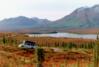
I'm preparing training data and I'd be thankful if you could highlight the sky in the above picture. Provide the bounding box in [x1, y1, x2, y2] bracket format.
[0, 0, 99, 20]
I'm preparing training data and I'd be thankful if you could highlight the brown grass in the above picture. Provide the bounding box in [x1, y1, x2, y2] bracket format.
[0, 33, 96, 67]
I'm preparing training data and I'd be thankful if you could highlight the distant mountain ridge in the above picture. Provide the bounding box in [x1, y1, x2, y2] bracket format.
[1, 5, 99, 33]
[0, 16, 51, 31]
[50, 5, 99, 29]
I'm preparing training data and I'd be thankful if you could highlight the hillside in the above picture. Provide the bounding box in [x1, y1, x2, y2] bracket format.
[0, 16, 50, 32]
[49, 5, 99, 29]
[1, 5, 99, 33]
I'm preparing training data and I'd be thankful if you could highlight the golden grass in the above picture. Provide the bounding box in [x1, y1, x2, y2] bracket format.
[0, 33, 96, 67]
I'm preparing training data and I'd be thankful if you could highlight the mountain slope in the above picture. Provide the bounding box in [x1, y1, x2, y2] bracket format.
[49, 5, 99, 29]
[1, 5, 99, 32]
[0, 16, 50, 31]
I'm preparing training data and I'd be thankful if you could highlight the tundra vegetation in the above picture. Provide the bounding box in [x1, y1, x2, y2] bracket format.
[0, 33, 98, 67]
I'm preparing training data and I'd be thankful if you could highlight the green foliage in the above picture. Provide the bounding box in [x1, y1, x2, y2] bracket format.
[36, 48, 45, 67]
[37, 48, 45, 62]
[2, 36, 7, 44]
[94, 40, 99, 67]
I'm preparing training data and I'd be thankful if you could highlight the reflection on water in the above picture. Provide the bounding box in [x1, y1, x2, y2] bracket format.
[28, 32, 97, 39]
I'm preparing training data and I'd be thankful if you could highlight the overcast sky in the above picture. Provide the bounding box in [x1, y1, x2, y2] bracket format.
[0, 0, 99, 20]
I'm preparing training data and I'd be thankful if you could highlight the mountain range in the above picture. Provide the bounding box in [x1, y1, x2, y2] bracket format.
[1, 5, 99, 33]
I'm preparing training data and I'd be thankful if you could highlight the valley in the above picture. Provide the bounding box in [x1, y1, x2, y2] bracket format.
[0, 33, 97, 67]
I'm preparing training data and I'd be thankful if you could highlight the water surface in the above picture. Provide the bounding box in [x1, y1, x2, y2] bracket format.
[28, 32, 97, 39]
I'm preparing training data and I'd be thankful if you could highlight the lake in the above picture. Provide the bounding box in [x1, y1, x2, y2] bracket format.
[27, 32, 98, 39]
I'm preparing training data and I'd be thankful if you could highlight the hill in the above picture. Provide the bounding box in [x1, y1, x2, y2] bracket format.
[1, 5, 99, 33]
[49, 5, 99, 29]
